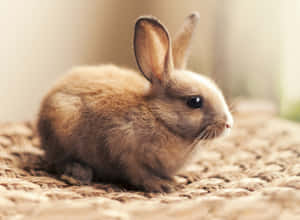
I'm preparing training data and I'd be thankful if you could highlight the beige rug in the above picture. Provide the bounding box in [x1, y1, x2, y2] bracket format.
[0, 101, 299, 219]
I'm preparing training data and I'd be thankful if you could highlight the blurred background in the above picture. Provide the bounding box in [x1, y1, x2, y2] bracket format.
[0, 0, 299, 121]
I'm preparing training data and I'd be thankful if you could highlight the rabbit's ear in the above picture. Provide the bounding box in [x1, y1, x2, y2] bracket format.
[134, 17, 173, 84]
[172, 12, 200, 69]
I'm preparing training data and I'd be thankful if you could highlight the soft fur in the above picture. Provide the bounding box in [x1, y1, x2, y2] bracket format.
[37, 12, 233, 192]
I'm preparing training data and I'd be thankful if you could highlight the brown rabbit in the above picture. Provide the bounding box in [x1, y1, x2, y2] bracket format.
[37, 12, 233, 192]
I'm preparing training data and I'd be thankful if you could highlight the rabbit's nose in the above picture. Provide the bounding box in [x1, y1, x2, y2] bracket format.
[223, 110, 234, 129]
[225, 123, 231, 129]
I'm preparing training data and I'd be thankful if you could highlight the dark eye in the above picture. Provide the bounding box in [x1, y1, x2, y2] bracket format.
[186, 96, 203, 108]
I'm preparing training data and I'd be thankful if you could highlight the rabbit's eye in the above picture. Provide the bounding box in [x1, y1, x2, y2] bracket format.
[186, 96, 203, 108]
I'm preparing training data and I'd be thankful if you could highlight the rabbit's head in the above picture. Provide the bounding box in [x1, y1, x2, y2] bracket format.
[134, 12, 233, 140]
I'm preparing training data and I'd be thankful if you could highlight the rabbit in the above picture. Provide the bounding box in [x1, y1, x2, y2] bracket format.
[37, 12, 233, 192]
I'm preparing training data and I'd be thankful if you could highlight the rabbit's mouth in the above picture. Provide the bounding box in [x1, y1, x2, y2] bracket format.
[197, 121, 229, 140]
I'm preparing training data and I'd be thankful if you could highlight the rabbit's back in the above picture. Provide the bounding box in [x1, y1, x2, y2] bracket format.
[41, 65, 151, 127]
[38, 65, 152, 169]
[54, 65, 150, 97]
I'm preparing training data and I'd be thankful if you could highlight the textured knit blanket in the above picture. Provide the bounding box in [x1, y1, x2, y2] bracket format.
[0, 101, 299, 219]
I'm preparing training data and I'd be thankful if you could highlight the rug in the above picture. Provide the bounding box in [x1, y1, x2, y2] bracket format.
[0, 101, 299, 219]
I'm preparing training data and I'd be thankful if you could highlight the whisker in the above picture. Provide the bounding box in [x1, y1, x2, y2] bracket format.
[198, 130, 206, 140]
[192, 129, 207, 147]
[199, 130, 209, 141]
[203, 131, 210, 140]
[199, 131, 208, 141]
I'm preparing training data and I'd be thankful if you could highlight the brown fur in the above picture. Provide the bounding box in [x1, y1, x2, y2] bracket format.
[172, 12, 200, 69]
[37, 13, 233, 192]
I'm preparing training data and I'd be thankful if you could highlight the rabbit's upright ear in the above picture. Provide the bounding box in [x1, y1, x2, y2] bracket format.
[172, 12, 200, 69]
[134, 17, 173, 84]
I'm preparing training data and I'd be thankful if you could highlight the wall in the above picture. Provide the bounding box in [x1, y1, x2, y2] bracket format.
[0, 0, 217, 121]
[214, 0, 281, 100]
[1, 1, 294, 121]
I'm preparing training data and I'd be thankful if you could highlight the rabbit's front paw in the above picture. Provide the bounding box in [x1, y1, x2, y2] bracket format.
[142, 178, 175, 193]
[61, 162, 93, 185]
